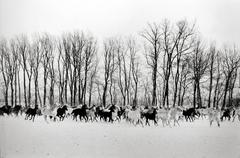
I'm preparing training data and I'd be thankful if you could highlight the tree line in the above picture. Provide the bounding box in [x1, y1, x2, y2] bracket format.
[1, 19, 240, 109]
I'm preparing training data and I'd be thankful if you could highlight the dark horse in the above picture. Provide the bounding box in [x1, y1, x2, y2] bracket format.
[56, 105, 68, 121]
[220, 108, 232, 121]
[0, 105, 12, 115]
[183, 108, 199, 122]
[71, 104, 88, 122]
[99, 104, 117, 123]
[142, 107, 158, 126]
[25, 105, 39, 122]
[12, 105, 22, 116]
[94, 104, 116, 122]
[117, 106, 126, 121]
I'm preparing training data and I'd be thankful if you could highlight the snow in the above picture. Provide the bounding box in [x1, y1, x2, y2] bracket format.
[0, 116, 240, 158]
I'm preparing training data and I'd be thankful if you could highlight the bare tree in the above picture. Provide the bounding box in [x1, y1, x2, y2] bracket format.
[175, 55, 192, 107]
[171, 20, 195, 107]
[82, 35, 97, 104]
[189, 40, 209, 108]
[212, 52, 222, 109]
[102, 39, 116, 107]
[8, 40, 19, 107]
[116, 38, 132, 106]
[48, 55, 56, 106]
[10, 39, 21, 106]
[18, 36, 29, 106]
[128, 38, 140, 107]
[207, 44, 217, 108]
[41, 34, 53, 106]
[0, 39, 10, 106]
[26, 45, 35, 105]
[141, 23, 161, 107]
[57, 38, 66, 105]
[221, 47, 240, 109]
[88, 59, 98, 106]
[32, 37, 43, 106]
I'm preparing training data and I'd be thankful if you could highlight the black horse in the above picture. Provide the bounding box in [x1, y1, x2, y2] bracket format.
[221, 109, 232, 121]
[12, 105, 22, 116]
[71, 104, 88, 122]
[183, 108, 199, 122]
[25, 105, 39, 122]
[117, 107, 126, 121]
[142, 108, 158, 126]
[56, 105, 68, 121]
[0, 105, 12, 115]
[0, 110, 4, 116]
[97, 104, 117, 122]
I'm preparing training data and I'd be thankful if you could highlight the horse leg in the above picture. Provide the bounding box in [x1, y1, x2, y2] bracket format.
[217, 120, 220, 127]
[147, 119, 150, 126]
[175, 119, 180, 126]
[210, 120, 213, 126]
[162, 120, 165, 127]
[154, 119, 158, 126]
[232, 115, 236, 122]
[44, 115, 49, 123]
[85, 116, 88, 122]
[140, 120, 144, 127]
[29, 115, 33, 120]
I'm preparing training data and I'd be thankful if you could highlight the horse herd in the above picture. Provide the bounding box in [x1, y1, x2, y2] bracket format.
[0, 104, 240, 127]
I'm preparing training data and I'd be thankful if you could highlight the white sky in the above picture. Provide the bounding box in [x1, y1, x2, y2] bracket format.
[0, 0, 240, 45]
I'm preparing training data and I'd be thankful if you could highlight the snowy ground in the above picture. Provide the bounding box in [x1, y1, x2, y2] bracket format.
[0, 115, 240, 158]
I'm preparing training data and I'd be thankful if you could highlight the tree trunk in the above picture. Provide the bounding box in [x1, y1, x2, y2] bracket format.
[14, 70, 17, 106]
[28, 78, 31, 105]
[34, 75, 38, 106]
[102, 82, 108, 107]
[5, 86, 9, 106]
[173, 59, 180, 107]
[213, 75, 220, 108]
[152, 63, 157, 107]
[222, 77, 230, 110]
[23, 70, 27, 107]
[43, 70, 47, 106]
[193, 81, 196, 108]
[10, 81, 14, 107]
[197, 81, 202, 108]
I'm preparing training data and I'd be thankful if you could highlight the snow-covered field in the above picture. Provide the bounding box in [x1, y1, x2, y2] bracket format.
[0, 116, 240, 158]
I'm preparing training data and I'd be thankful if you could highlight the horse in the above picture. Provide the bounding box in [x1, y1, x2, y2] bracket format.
[86, 105, 98, 122]
[0, 105, 12, 115]
[71, 104, 88, 122]
[125, 107, 143, 126]
[207, 108, 221, 127]
[117, 106, 126, 121]
[168, 107, 184, 127]
[232, 107, 240, 122]
[97, 104, 117, 123]
[183, 107, 199, 122]
[56, 105, 68, 121]
[40, 106, 58, 123]
[220, 108, 232, 121]
[25, 105, 39, 122]
[142, 107, 158, 126]
[196, 108, 209, 119]
[11, 105, 22, 116]
[156, 108, 170, 127]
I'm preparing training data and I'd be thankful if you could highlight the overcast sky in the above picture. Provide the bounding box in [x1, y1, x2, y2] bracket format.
[0, 0, 240, 45]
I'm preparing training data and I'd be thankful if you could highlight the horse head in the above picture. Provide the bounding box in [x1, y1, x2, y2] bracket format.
[62, 105, 68, 111]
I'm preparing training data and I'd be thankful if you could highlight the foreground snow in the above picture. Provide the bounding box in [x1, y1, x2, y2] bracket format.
[0, 116, 240, 158]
